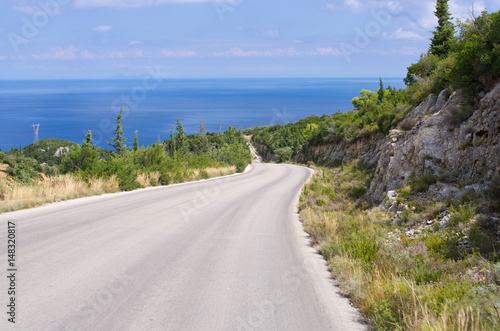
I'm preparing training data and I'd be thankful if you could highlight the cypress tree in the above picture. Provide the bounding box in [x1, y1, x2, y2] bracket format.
[133, 130, 139, 151]
[83, 130, 93, 147]
[106, 107, 129, 154]
[430, 0, 454, 57]
[377, 77, 384, 103]
[175, 120, 187, 155]
[169, 126, 176, 157]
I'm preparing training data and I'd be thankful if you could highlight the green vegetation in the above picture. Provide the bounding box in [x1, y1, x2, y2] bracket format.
[300, 162, 499, 330]
[252, 8, 500, 163]
[106, 108, 130, 154]
[430, 0, 454, 57]
[407, 10, 500, 98]
[0, 113, 251, 213]
[248, 6, 500, 330]
[249, 85, 411, 161]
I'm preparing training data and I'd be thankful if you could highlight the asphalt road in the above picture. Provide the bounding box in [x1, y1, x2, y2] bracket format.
[0, 162, 366, 331]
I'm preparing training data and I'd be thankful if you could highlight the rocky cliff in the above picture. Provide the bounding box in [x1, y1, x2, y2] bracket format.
[369, 82, 500, 199]
[294, 134, 383, 167]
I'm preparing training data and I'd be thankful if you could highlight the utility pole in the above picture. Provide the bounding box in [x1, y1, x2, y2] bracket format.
[32, 123, 40, 143]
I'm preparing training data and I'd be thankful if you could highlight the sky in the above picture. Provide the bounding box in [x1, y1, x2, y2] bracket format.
[0, 0, 498, 79]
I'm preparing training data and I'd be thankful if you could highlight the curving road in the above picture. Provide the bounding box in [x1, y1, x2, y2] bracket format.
[0, 162, 366, 331]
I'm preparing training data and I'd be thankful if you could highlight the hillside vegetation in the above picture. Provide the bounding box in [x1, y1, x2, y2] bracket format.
[0, 118, 251, 213]
[250, 6, 500, 331]
[249, 9, 500, 163]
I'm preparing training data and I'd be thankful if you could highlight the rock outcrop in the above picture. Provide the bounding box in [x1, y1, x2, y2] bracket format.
[370, 83, 500, 198]
[294, 134, 383, 167]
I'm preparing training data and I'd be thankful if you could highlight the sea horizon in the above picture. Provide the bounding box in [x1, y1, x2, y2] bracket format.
[0, 77, 405, 151]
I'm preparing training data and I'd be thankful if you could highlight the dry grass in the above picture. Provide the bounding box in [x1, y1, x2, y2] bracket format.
[0, 165, 238, 214]
[0, 175, 119, 213]
[299, 162, 500, 330]
[188, 166, 236, 181]
[136, 172, 160, 187]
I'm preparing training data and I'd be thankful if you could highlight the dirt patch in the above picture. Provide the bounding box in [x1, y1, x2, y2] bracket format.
[0, 164, 8, 180]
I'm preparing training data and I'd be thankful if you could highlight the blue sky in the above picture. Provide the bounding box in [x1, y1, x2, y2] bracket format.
[1, 0, 498, 79]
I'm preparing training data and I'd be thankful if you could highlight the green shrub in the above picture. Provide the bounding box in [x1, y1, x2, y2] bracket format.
[158, 173, 170, 186]
[411, 173, 437, 193]
[197, 170, 209, 180]
[117, 170, 142, 191]
[6, 158, 42, 185]
[315, 198, 325, 207]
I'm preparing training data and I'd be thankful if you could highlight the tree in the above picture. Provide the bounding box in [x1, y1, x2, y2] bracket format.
[106, 108, 129, 154]
[175, 120, 187, 155]
[83, 130, 93, 147]
[430, 0, 455, 57]
[197, 118, 206, 135]
[169, 126, 176, 157]
[133, 131, 139, 151]
[377, 77, 384, 103]
[451, 11, 500, 94]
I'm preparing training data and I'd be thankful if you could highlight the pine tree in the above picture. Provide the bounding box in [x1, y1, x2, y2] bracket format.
[175, 120, 187, 155]
[133, 130, 139, 151]
[377, 77, 384, 103]
[430, 0, 454, 57]
[169, 126, 176, 157]
[83, 130, 93, 147]
[106, 108, 129, 154]
[197, 118, 205, 135]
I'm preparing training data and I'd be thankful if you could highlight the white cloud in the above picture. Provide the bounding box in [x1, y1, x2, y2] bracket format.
[344, 0, 362, 12]
[210, 47, 299, 58]
[162, 48, 197, 57]
[132, 49, 145, 58]
[33, 45, 80, 60]
[32, 46, 99, 60]
[450, 0, 486, 21]
[74, 0, 225, 8]
[324, 3, 335, 11]
[371, 46, 424, 56]
[314, 47, 343, 56]
[129, 40, 143, 46]
[0, 56, 7, 61]
[81, 50, 99, 59]
[108, 51, 124, 59]
[94, 25, 112, 32]
[261, 30, 279, 38]
[387, 28, 425, 40]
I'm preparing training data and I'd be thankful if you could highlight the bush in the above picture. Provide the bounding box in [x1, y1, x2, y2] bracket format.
[445, 105, 474, 126]
[411, 173, 437, 193]
[117, 169, 142, 191]
[158, 173, 170, 186]
[400, 118, 415, 131]
[451, 11, 500, 95]
[7, 158, 42, 185]
[275, 147, 293, 163]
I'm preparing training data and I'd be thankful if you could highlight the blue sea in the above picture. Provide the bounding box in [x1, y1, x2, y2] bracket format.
[0, 78, 405, 151]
